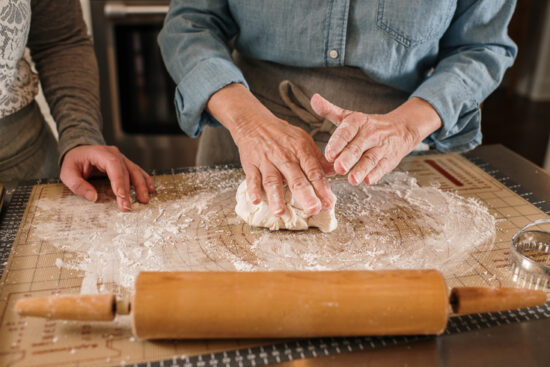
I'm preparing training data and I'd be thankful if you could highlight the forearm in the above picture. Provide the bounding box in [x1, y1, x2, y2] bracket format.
[37, 46, 104, 161]
[28, 0, 104, 164]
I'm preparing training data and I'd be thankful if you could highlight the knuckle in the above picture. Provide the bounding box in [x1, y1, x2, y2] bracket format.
[246, 177, 260, 191]
[106, 154, 121, 166]
[301, 155, 327, 182]
[106, 145, 120, 154]
[306, 167, 325, 182]
[347, 143, 363, 158]
[271, 146, 292, 164]
[378, 131, 392, 147]
[277, 160, 295, 174]
[341, 110, 354, 122]
[377, 157, 390, 171]
[262, 174, 280, 188]
[289, 176, 310, 192]
[347, 113, 363, 125]
[296, 139, 312, 154]
[70, 180, 87, 193]
[296, 129, 310, 140]
[362, 152, 378, 167]
[380, 156, 398, 172]
[336, 126, 353, 142]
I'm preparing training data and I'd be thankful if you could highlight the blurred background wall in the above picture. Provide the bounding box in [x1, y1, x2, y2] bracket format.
[481, 0, 550, 170]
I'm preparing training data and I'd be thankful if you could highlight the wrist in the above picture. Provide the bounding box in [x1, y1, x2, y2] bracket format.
[206, 83, 271, 141]
[389, 97, 442, 144]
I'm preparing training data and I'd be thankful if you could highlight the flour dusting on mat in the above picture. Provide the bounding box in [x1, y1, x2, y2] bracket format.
[28, 169, 495, 294]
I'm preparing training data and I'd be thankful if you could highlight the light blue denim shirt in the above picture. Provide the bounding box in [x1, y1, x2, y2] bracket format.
[158, 0, 517, 152]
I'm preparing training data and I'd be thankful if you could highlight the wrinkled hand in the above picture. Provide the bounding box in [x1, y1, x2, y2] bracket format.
[60, 145, 154, 211]
[310, 94, 442, 185]
[206, 83, 335, 217]
[234, 114, 336, 216]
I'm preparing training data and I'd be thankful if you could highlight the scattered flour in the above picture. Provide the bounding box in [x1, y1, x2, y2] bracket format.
[28, 169, 496, 294]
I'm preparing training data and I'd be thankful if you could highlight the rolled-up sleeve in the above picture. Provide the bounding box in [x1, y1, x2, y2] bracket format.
[410, 0, 517, 152]
[158, 0, 248, 137]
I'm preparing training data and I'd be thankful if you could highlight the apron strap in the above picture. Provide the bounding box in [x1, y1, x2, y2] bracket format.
[278, 80, 337, 139]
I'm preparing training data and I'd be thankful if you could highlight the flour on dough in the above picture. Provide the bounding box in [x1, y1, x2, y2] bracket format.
[235, 180, 337, 233]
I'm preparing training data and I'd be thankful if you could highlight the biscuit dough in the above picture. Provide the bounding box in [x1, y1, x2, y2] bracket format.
[235, 180, 337, 232]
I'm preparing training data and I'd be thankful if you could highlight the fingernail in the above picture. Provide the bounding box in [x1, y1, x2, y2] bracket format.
[340, 161, 349, 173]
[335, 163, 346, 175]
[85, 191, 97, 202]
[123, 201, 132, 211]
[274, 208, 285, 216]
[306, 202, 321, 214]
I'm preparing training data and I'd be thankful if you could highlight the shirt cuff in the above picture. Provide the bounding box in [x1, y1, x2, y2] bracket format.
[174, 57, 249, 138]
[410, 72, 482, 153]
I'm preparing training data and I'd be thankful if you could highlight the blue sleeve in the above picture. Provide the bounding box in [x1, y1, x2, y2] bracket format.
[410, 0, 517, 152]
[158, 0, 248, 137]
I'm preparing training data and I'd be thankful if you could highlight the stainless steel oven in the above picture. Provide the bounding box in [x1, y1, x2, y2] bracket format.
[90, 0, 199, 171]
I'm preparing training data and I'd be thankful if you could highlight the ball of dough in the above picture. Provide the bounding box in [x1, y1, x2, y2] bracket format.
[235, 180, 337, 233]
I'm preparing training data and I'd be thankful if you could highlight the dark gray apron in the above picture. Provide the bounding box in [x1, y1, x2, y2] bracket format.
[196, 52, 414, 166]
[0, 101, 59, 181]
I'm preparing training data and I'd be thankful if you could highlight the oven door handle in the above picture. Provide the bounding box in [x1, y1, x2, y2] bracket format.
[104, 2, 169, 18]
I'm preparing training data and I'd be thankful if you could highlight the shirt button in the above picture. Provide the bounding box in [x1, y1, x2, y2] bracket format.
[329, 49, 339, 59]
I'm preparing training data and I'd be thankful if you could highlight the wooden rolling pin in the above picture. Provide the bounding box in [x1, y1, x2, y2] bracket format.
[14, 270, 546, 339]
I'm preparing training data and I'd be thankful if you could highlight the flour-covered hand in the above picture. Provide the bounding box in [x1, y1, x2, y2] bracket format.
[207, 83, 335, 217]
[310, 94, 442, 185]
[234, 113, 335, 216]
[60, 145, 154, 211]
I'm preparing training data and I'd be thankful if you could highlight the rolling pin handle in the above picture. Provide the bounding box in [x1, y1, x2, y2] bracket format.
[450, 287, 547, 315]
[14, 294, 118, 321]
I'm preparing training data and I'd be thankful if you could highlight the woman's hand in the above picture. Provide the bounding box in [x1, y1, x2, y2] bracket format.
[60, 145, 154, 211]
[207, 83, 335, 216]
[311, 94, 442, 185]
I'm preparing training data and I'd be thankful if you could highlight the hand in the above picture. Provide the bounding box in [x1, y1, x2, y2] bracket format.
[60, 145, 154, 211]
[207, 83, 335, 216]
[310, 94, 442, 185]
[234, 115, 336, 216]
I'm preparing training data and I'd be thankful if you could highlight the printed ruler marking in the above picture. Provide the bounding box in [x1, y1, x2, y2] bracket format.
[424, 159, 464, 187]
[463, 153, 550, 214]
